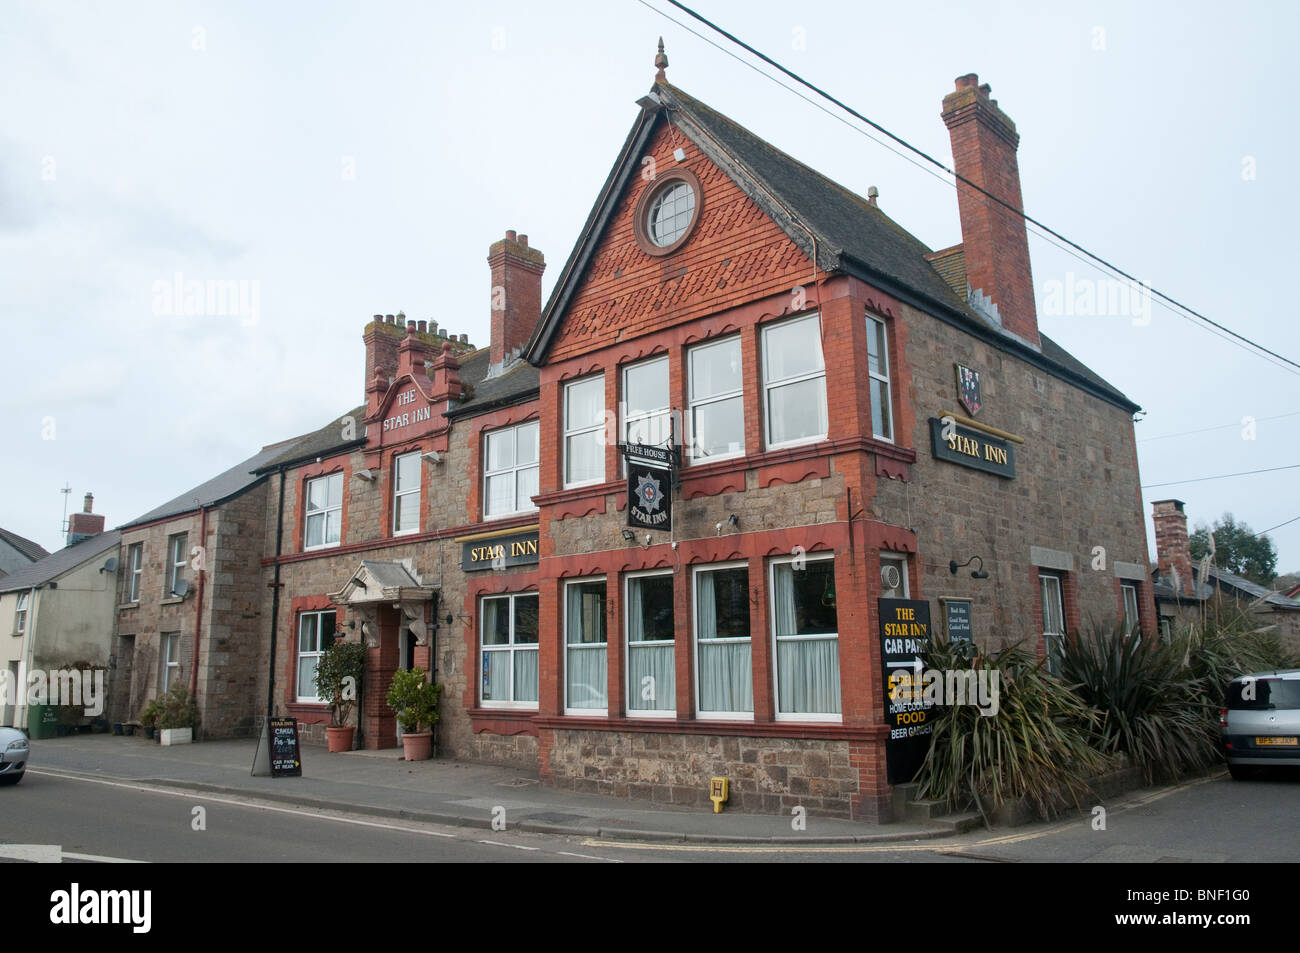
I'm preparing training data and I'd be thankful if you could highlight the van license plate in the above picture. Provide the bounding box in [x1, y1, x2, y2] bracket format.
[1255, 737, 1298, 746]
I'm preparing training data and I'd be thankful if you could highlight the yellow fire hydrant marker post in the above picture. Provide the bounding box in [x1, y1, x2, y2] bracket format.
[709, 777, 729, 813]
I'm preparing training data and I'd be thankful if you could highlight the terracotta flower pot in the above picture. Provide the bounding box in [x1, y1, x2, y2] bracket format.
[401, 731, 433, 762]
[326, 725, 355, 753]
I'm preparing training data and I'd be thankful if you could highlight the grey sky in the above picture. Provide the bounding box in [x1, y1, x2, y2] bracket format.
[4, 0, 1296, 572]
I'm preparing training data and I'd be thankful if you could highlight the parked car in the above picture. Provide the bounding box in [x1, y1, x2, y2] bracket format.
[1220, 669, 1300, 779]
[0, 726, 29, 786]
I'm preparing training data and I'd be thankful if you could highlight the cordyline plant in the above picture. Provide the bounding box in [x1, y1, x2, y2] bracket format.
[915, 636, 1110, 826]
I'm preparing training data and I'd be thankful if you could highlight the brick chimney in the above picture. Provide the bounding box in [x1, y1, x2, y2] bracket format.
[67, 492, 105, 546]
[363, 313, 401, 404]
[488, 230, 545, 367]
[941, 74, 1039, 349]
[1152, 499, 1194, 595]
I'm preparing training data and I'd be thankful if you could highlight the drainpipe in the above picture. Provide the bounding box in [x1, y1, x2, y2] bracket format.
[189, 505, 209, 707]
[429, 593, 438, 755]
[265, 466, 288, 728]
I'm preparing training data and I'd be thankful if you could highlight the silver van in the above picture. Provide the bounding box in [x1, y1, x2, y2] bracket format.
[1220, 670, 1300, 779]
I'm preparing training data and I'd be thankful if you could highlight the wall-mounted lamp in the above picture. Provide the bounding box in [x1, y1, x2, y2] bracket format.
[949, 556, 990, 579]
[621, 529, 636, 542]
[354, 469, 376, 482]
[421, 451, 442, 465]
[726, 514, 739, 528]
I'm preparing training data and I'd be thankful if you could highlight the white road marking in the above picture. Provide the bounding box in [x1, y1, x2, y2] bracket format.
[557, 851, 623, 862]
[479, 839, 540, 851]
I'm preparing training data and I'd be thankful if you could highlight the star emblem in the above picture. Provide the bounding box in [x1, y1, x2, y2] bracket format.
[635, 472, 663, 513]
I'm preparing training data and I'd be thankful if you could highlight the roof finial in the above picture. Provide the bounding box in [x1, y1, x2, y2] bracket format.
[654, 37, 668, 82]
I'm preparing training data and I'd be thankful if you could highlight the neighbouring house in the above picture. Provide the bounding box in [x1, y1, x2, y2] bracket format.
[1152, 499, 1300, 653]
[0, 494, 119, 733]
[0, 527, 49, 581]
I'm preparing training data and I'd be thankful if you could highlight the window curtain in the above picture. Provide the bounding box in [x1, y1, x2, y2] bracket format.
[513, 648, 538, 702]
[566, 584, 606, 709]
[696, 573, 752, 713]
[628, 579, 673, 711]
[774, 565, 840, 714]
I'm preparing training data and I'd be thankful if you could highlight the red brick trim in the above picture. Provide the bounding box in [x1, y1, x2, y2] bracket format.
[262, 512, 540, 567]
[284, 595, 337, 709]
[461, 570, 540, 715]
[292, 457, 351, 556]
[469, 709, 539, 736]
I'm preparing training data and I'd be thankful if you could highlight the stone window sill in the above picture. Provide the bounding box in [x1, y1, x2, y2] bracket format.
[118, 602, 140, 611]
[160, 596, 186, 606]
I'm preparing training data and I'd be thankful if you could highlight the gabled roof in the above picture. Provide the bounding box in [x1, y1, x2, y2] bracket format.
[256, 407, 367, 473]
[1205, 566, 1300, 611]
[0, 530, 121, 595]
[0, 528, 49, 562]
[120, 441, 302, 529]
[524, 80, 1138, 413]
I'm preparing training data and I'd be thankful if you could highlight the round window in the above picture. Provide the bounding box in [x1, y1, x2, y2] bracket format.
[648, 181, 696, 247]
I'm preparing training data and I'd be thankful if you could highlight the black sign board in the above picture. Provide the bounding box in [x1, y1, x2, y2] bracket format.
[269, 717, 302, 777]
[627, 459, 672, 532]
[945, 599, 972, 643]
[621, 443, 675, 468]
[928, 417, 1016, 479]
[461, 531, 540, 572]
[879, 598, 934, 784]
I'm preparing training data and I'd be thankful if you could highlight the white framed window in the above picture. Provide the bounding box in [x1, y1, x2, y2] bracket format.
[625, 570, 675, 716]
[305, 472, 343, 550]
[564, 376, 606, 488]
[771, 554, 841, 720]
[622, 358, 671, 474]
[159, 632, 180, 693]
[564, 577, 607, 714]
[484, 421, 540, 519]
[880, 554, 909, 599]
[167, 532, 188, 596]
[687, 336, 744, 461]
[296, 610, 337, 702]
[647, 180, 696, 247]
[1122, 583, 1140, 639]
[126, 543, 143, 603]
[762, 313, 828, 449]
[694, 563, 753, 719]
[393, 452, 421, 535]
[480, 593, 539, 707]
[14, 591, 30, 635]
[867, 314, 893, 442]
[1040, 572, 1066, 676]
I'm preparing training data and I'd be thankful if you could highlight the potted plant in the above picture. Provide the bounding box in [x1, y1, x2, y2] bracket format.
[140, 698, 160, 740]
[157, 683, 200, 745]
[385, 667, 441, 761]
[314, 639, 366, 753]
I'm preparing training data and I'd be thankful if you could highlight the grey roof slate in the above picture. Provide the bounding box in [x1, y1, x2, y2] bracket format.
[359, 560, 423, 589]
[447, 352, 539, 417]
[257, 407, 366, 472]
[1206, 566, 1300, 610]
[0, 528, 50, 562]
[525, 81, 1137, 413]
[0, 530, 121, 594]
[120, 442, 300, 529]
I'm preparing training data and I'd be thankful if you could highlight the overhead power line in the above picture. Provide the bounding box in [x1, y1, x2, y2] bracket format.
[641, 0, 1300, 377]
[1255, 515, 1300, 536]
[1138, 410, 1300, 443]
[1141, 463, 1300, 489]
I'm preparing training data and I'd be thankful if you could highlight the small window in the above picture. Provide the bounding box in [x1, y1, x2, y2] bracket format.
[564, 578, 607, 713]
[167, 533, 188, 596]
[622, 358, 671, 474]
[687, 336, 744, 461]
[126, 543, 143, 603]
[763, 314, 828, 449]
[1121, 583, 1140, 639]
[648, 180, 696, 247]
[1040, 572, 1066, 675]
[626, 572, 675, 715]
[564, 377, 606, 488]
[296, 610, 337, 702]
[694, 564, 753, 718]
[14, 591, 30, 635]
[480, 593, 539, 706]
[393, 452, 421, 535]
[867, 315, 893, 442]
[159, 632, 180, 693]
[305, 472, 343, 549]
[484, 421, 540, 519]
[771, 555, 841, 719]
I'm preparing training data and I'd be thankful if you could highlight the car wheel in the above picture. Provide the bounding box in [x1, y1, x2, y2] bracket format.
[0, 772, 22, 786]
[1227, 763, 1253, 781]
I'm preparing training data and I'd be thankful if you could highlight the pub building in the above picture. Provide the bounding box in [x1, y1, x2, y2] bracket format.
[258, 52, 1155, 822]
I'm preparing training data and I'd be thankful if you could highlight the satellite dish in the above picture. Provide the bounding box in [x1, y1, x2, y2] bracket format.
[881, 564, 901, 592]
[101, 556, 118, 574]
[173, 578, 191, 598]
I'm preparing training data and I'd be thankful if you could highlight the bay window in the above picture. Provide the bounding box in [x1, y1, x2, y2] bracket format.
[564, 376, 606, 487]
[564, 578, 607, 713]
[305, 472, 343, 550]
[694, 564, 753, 718]
[771, 554, 841, 719]
[480, 593, 539, 706]
[687, 336, 744, 461]
[625, 571, 674, 715]
[763, 313, 827, 448]
[484, 420, 539, 519]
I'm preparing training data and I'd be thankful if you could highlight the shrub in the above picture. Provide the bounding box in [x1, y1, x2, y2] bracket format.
[916, 637, 1110, 824]
[314, 640, 366, 727]
[156, 683, 200, 731]
[140, 697, 160, 728]
[385, 668, 441, 734]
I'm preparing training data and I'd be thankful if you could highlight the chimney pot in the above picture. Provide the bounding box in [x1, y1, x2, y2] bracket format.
[956, 73, 979, 89]
[867, 186, 879, 207]
[83, 492, 93, 513]
[506, 229, 517, 242]
[519, 234, 528, 247]
[417, 320, 427, 333]
[429, 320, 438, 335]
[460, 333, 469, 344]
[1152, 499, 1194, 596]
[385, 314, 395, 324]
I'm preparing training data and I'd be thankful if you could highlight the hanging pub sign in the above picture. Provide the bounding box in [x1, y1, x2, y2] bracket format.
[955, 363, 982, 415]
[623, 443, 674, 532]
[878, 598, 935, 785]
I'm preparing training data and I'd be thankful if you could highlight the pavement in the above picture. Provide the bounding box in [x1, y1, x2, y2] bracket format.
[27, 733, 949, 845]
